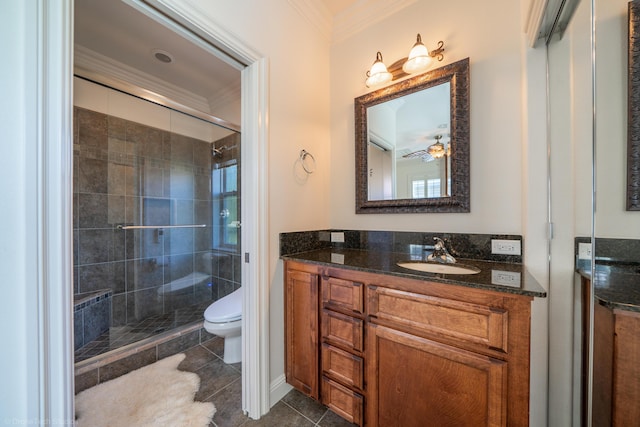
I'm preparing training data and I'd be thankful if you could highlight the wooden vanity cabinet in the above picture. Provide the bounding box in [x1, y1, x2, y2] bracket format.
[284, 260, 534, 426]
[284, 264, 320, 399]
[366, 284, 516, 427]
[581, 277, 640, 426]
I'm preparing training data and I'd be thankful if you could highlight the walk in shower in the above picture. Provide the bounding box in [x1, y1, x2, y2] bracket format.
[73, 78, 241, 363]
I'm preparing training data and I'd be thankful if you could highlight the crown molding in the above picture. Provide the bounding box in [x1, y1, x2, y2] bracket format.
[525, 0, 547, 48]
[287, 0, 333, 41]
[74, 44, 212, 114]
[332, 0, 418, 44]
[288, 0, 417, 45]
[208, 80, 241, 113]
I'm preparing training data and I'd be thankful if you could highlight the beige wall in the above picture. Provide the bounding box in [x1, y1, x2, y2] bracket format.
[172, 0, 333, 393]
[330, 0, 525, 233]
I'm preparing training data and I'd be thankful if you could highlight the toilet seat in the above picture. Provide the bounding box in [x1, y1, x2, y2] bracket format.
[204, 287, 242, 323]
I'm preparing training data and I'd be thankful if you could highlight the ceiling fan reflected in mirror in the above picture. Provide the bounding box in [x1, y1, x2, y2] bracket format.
[402, 134, 450, 162]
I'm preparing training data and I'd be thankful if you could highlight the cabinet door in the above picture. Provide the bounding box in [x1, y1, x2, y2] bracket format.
[367, 323, 507, 427]
[612, 311, 640, 426]
[285, 268, 320, 399]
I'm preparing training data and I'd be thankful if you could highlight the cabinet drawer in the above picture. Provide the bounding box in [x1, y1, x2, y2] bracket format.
[322, 343, 364, 390]
[322, 277, 364, 314]
[321, 377, 364, 426]
[368, 286, 508, 352]
[322, 309, 364, 353]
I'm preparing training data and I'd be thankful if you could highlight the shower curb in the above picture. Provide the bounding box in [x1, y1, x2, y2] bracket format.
[74, 322, 215, 394]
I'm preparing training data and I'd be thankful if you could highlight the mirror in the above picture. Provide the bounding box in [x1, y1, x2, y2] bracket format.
[629, 0, 640, 211]
[355, 57, 470, 214]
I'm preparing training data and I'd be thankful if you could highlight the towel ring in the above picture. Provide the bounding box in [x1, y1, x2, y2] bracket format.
[300, 149, 316, 174]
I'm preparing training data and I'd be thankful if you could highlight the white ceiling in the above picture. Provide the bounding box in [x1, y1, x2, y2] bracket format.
[322, 0, 359, 15]
[73, 0, 382, 125]
[74, 0, 242, 124]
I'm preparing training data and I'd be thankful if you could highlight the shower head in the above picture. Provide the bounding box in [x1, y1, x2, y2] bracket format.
[211, 144, 238, 158]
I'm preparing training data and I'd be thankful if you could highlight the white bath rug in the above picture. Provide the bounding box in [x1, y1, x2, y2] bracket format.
[75, 353, 215, 427]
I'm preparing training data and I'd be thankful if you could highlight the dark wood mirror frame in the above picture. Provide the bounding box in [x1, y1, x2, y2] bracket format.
[354, 57, 470, 214]
[628, 1, 640, 210]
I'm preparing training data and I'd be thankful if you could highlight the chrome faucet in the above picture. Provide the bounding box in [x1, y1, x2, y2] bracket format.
[427, 237, 457, 264]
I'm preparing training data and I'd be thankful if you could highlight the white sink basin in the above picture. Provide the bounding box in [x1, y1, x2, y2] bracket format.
[397, 262, 481, 275]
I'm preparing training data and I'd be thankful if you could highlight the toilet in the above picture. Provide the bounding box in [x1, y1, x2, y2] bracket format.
[203, 287, 242, 364]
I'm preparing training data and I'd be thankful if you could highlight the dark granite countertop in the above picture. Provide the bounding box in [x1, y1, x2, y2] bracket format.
[577, 263, 640, 313]
[282, 248, 547, 298]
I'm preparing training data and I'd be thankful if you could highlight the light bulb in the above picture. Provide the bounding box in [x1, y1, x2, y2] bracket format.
[365, 52, 392, 88]
[402, 34, 432, 74]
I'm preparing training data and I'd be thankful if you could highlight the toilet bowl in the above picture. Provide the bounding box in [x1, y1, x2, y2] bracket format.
[203, 287, 242, 364]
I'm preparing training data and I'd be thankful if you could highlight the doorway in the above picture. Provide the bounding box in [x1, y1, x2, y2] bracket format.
[72, 0, 270, 419]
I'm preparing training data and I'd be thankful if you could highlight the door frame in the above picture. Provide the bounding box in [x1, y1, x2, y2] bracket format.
[37, 0, 270, 421]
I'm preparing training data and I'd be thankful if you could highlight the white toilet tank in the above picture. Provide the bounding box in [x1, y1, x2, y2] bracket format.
[204, 287, 242, 323]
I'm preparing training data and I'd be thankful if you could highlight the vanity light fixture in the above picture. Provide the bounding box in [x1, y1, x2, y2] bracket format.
[403, 34, 442, 74]
[365, 34, 445, 88]
[365, 52, 393, 88]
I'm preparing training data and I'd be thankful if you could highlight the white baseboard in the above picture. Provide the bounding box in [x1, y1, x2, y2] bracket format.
[270, 374, 293, 407]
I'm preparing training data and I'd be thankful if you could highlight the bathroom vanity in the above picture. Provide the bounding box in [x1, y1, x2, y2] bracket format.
[283, 248, 545, 427]
[578, 265, 640, 426]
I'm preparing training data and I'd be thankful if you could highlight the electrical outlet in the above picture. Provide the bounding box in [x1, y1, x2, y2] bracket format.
[491, 239, 521, 255]
[331, 232, 345, 243]
[331, 253, 345, 264]
[319, 231, 331, 242]
[491, 270, 521, 287]
[578, 242, 592, 260]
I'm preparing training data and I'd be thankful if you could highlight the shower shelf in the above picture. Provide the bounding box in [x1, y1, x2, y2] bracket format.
[116, 224, 207, 230]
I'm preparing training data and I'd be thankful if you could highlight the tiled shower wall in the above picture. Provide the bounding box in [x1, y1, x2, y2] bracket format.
[73, 106, 241, 329]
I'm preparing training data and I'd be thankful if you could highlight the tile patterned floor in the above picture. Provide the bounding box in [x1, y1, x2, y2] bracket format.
[179, 338, 357, 427]
[75, 301, 210, 362]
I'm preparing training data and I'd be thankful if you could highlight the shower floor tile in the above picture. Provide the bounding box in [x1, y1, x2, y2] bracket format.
[74, 301, 210, 362]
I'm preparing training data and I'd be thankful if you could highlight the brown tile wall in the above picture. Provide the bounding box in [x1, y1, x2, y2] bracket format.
[73, 107, 240, 330]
